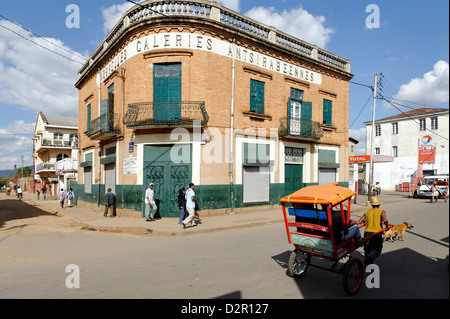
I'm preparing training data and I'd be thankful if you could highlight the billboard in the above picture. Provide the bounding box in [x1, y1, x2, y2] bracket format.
[418, 135, 435, 164]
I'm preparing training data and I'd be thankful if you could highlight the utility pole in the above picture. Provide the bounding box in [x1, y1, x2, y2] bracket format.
[368, 74, 378, 202]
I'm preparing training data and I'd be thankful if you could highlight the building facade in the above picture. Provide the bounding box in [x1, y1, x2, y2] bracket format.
[75, 0, 353, 217]
[33, 112, 78, 196]
[364, 108, 449, 190]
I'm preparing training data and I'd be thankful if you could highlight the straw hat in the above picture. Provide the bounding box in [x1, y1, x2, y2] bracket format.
[370, 196, 382, 206]
[149, 183, 154, 186]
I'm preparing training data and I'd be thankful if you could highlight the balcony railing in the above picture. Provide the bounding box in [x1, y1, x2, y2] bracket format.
[36, 163, 56, 172]
[86, 112, 121, 140]
[77, 0, 351, 80]
[39, 139, 78, 149]
[279, 117, 324, 140]
[123, 101, 209, 128]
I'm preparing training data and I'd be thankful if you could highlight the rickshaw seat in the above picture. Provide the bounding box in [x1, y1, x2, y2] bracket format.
[288, 208, 327, 220]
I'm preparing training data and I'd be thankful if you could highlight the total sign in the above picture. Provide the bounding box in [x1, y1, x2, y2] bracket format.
[418, 135, 435, 164]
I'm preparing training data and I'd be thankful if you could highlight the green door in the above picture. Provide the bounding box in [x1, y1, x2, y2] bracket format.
[144, 145, 191, 218]
[284, 164, 303, 196]
[153, 63, 182, 124]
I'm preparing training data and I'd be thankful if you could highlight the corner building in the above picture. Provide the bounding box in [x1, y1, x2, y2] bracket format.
[75, 0, 353, 218]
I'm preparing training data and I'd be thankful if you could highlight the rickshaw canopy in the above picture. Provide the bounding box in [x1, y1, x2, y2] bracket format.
[280, 184, 356, 206]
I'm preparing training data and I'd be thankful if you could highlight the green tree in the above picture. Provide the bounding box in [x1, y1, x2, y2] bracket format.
[14, 167, 32, 178]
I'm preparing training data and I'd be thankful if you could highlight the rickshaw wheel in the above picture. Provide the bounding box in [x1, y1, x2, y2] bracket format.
[288, 251, 310, 278]
[342, 258, 363, 296]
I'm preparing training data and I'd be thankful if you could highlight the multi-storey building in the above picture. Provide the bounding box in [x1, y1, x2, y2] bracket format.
[33, 112, 78, 196]
[364, 107, 449, 190]
[74, 0, 353, 218]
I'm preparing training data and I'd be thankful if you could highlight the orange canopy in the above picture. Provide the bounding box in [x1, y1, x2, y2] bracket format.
[280, 184, 356, 206]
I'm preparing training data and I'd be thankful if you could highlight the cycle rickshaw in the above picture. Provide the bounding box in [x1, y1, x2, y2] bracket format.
[280, 184, 390, 296]
[430, 180, 448, 203]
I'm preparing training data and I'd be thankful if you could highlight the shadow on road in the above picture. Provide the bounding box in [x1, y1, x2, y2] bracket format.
[272, 247, 449, 299]
[0, 198, 58, 230]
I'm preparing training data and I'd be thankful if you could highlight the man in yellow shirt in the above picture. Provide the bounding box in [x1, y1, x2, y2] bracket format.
[357, 197, 389, 268]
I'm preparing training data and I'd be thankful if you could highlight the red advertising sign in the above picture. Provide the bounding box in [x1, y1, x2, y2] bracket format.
[418, 135, 435, 164]
[349, 155, 371, 162]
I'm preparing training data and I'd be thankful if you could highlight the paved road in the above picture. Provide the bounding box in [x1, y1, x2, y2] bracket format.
[0, 191, 448, 300]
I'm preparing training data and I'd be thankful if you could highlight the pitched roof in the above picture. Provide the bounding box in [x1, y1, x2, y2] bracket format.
[364, 108, 449, 125]
[41, 113, 78, 128]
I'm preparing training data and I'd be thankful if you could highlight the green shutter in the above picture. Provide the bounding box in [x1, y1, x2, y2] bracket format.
[87, 104, 91, 131]
[301, 101, 312, 136]
[153, 63, 182, 122]
[250, 79, 264, 114]
[323, 99, 332, 125]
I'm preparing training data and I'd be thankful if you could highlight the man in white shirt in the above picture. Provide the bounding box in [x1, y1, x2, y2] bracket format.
[145, 183, 157, 221]
[181, 183, 196, 229]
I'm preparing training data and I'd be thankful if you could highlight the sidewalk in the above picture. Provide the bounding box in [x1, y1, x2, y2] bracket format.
[20, 192, 369, 237]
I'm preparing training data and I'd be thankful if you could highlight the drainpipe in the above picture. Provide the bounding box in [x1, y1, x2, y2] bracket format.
[97, 69, 102, 207]
[229, 38, 236, 213]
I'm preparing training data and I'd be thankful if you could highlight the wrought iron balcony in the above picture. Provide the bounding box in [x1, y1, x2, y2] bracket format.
[123, 101, 209, 129]
[279, 117, 324, 140]
[86, 112, 121, 140]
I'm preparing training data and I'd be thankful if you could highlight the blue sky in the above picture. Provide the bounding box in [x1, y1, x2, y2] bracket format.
[0, 0, 448, 170]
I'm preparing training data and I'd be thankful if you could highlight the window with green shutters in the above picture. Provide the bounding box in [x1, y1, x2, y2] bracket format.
[323, 99, 332, 125]
[87, 104, 91, 131]
[250, 79, 265, 114]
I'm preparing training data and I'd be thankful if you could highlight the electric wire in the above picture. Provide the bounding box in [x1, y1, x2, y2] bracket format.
[0, 20, 85, 65]
[0, 13, 87, 62]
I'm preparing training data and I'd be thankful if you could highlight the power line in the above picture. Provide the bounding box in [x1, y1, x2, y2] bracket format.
[125, 0, 169, 17]
[0, 21, 85, 65]
[350, 91, 373, 129]
[0, 14, 87, 61]
[379, 94, 449, 142]
[349, 80, 373, 90]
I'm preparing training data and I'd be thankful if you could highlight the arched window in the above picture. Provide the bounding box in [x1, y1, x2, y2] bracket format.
[54, 132, 63, 140]
[57, 153, 69, 161]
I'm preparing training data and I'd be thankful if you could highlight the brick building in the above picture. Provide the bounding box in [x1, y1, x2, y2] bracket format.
[74, 0, 353, 218]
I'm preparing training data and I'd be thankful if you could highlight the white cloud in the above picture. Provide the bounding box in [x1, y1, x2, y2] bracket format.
[0, 120, 35, 169]
[215, 0, 241, 12]
[102, 2, 135, 33]
[393, 60, 449, 106]
[0, 20, 85, 118]
[244, 5, 334, 49]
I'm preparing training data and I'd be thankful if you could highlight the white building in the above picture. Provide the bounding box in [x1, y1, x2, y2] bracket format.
[364, 108, 449, 190]
[33, 112, 79, 195]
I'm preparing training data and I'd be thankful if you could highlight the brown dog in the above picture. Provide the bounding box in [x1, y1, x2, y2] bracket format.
[383, 222, 414, 242]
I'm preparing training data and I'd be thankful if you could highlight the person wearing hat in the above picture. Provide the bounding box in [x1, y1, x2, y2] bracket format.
[357, 196, 389, 268]
[145, 183, 157, 221]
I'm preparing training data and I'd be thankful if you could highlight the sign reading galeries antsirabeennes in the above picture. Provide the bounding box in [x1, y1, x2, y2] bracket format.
[99, 32, 322, 85]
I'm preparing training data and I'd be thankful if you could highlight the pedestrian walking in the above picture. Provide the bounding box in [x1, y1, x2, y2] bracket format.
[104, 188, 116, 217]
[181, 183, 197, 229]
[357, 196, 389, 268]
[177, 187, 186, 226]
[41, 185, 47, 200]
[37, 189, 40, 200]
[58, 188, 66, 208]
[67, 188, 74, 207]
[145, 183, 157, 222]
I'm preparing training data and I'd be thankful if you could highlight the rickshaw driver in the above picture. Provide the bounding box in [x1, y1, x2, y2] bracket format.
[357, 197, 389, 268]
[321, 205, 362, 246]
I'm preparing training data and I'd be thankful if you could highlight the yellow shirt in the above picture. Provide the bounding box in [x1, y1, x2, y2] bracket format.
[364, 208, 383, 232]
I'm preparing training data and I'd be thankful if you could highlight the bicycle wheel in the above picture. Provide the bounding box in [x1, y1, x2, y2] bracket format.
[288, 251, 310, 278]
[342, 258, 363, 296]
